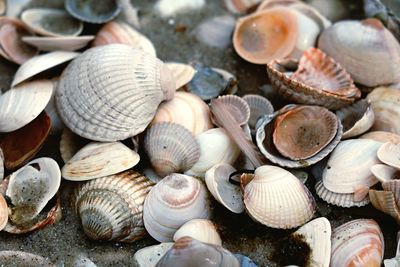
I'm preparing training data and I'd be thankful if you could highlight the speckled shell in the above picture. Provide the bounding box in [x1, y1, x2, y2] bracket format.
[62, 142, 140, 181]
[73, 170, 154, 242]
[56, 44, 175, 141]
[65, 0, 122, 24]
[0, 251, 56, 266]
[173, 219, 222, 246]
[330, 219, 384, 267]
[243, 165, 316, 229]
[143, 173, 211, 242]
[144, 122, 200, 177]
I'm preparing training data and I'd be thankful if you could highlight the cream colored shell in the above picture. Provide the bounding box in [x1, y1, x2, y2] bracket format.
[173, 219, 221, 246]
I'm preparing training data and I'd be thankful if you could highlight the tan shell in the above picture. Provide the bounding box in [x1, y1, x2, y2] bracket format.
[371, 164, 400, 183]
[12, 51, 79, 87]
[22, 36, 94, 51]
[360, 131, 400, 144]
[267, 48, 361, 110]
[165, 62, 196, 89]
[93, 21, 156, 57]
[383, 180, 400, 206]
[369, 189, 400, 224]
[242, 94, 274, 132]
[243, 165, 316, 229]
[56, 44, 175, 141]
[173, 219, 222, 246]
[143, 173, 211, 242]
[0, 194, 7, 231]
[318, 19, 400, 87]
[62, 142, 140, 181]
[144, 122, 200, 177]
[73, 170, 154, 242]
[151, 91, 212, 135]
[59, 128, 89, 163]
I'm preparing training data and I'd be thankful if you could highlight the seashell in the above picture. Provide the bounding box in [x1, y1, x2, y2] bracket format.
[0, 17, 37, 64]
[318, 19, 400, 87]
[144, 122, 200, 177]
[21, 8, 83, 37]
[156, 236, 240, 267]
[165, 62, 196, 89]
[371, 164, 400, 183]
[243, 165, 316, 229]
[62, 254, 97, 267]
[267, 47, 361, 109]
[306, 0, 348, 22]
[272, 105, 338, 160]
[322, 139, 381, 194]
[369, 189, 400, 224]
[242, 94, 274, 132]
[151, 91, 212, 135]
[212, 68, 238, 95]
[73, 170, 154, 242]
[143, 173, 211, 242]
[330, 219, 384, 267]
[0, 111, 51, 170]
[0, 251, 56, 266]
[212, 95, 250, 127]
[44, 78, 63, 134]
[195, 15, 235, 48]
[22, 36, 94, 52]
[294, 217, 331, 267]
[0, 149, 3, 181]
[361, 131, 400, 144]
[142, 167, 163, 184]
[6, 157, 61, 226]
[62, 142, 140, 181]
[56, 44, 175, 142]
[134, 243, 174, 267]
[336, 99, 375, 139]
[0, 79, 53, 132]
[256, 105, 342, 168]
[173, 219, 221, 246]
[12, 51, 79, 87]
[0, 194, 7, 231]
[382, 180, 400, 206]
[65, 0, 122, 24]
[367, 87, 400, 134]
[315, 179, 370, 208]
[59, 128, 88, 163]
[92, 22, 156, 57]
[377, 142, 400, 169]
[224, 0, 261, 14]
[185, 128, 241, 178]
[154, 0, 205, 18]
[205, 163, 244, 213]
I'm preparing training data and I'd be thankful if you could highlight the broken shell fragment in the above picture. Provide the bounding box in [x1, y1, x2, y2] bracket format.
[173, 219, 221, 246]
[22, 36, 94, 52]
[65, 0, 122, 24]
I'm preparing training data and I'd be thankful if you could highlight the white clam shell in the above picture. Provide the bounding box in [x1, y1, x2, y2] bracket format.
[173, 219, 221, 246]
[0, 79, 53, 132]
[134, 243, 174, 267]
[205, 163, 244, 213]
[22, 36, 94, 52]
[243, 165, 316, 229]
[371, 164, 400, 183]
[361, 131, 400, 144]
[143, 173, 211, 242]
[154, 0, 205, 18]
[185, 128, 241, 178]
[62, 142, 140, 181]
[165, 62, 196, 89]
[322, 139, 381, 194]
[377, 142, 400, 169]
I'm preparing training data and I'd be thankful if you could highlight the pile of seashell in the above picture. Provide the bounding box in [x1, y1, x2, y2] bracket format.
[2, 0, 400, 266]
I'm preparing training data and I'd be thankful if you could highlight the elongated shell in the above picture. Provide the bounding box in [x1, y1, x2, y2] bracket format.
[151, 91, 212, 135]
[22, 36, 94, 52]
[243, 165, 316, 229]
[322, 139, 381, 194]
[156, 237, 240, 267]
[143, 173, 211, 242]
[65, 0, 122, 24]
[62, 142, 140, 181]
[73, 170, 154, 242]
[56, 44, 175, 141]
[144, 122, 200, 177]
[173, 219, 221, 246]
[330, 219, 384, 267]
[0, 251, 55, 266]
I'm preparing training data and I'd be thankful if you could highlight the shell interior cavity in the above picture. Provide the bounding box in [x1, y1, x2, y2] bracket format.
[65, 0, 122, 24]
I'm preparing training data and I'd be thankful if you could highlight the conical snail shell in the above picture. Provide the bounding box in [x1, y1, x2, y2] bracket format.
[56, 44, 175, 141]
[73, 170, 154, 242]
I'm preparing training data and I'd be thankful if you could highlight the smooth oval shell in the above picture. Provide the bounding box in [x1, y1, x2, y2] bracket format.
[134, 243, 174, 267]
[165, 63, 196, 89]
[242, 94, 274, 132]
[360, 131, 400, 144]
[62, 142, 140, 181]
[65, 0, 122, 24]
[371, 164, 400, 183]
[243, 165, 316, 229]
[143, 173, 211, 242]
[144, 122, 200, 177]
[56, 44, 175, 142]
[21, 8, 83, 37]
[331, 219, 384, 267]
[22, 36, 94, 51]
[151, 91, 212, 135]
[377, 142, 400, 169]
[0, 251, 55, 266]
[73, 170, 154, 242]
[173, 219, 222, 246]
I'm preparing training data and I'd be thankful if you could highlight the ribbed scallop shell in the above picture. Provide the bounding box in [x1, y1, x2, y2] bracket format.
[56, 44, 175, 141]
[143, 173, 211, 242]
[173, 219, 221, 246]
[211, 95, 250, 127]
[330, 219, 384, 267]
[243, 165, 316, 229]
[73, 170, 154, 242]
[156, 237, 240, 267]
[242, 94, 274, 132]
[165, 63, 196, 89]
[22, 36, 94, 52]
[361, 131, 400, 144]
[144, 122, 200, 177]
[267, 48, 361, 110]
[62, 142, 140, 181]
[322, 139, 382, 194]
[382, 180, 400, 206]
[371, 164, 400, 183]
[369, 189, 400, 224]
[93, 22, 156, 57]
[151, 91, 212, 135]
[65, 0, 122, 24]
